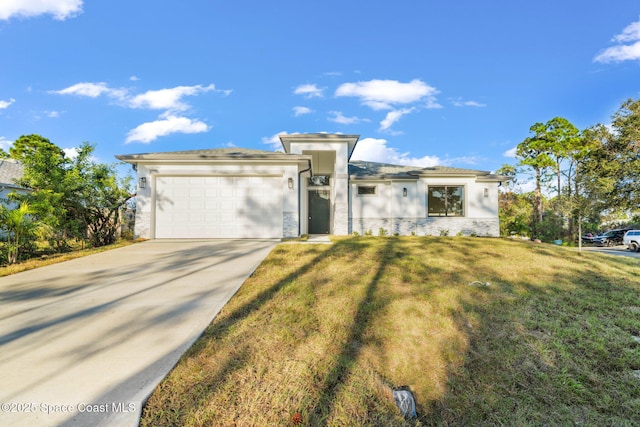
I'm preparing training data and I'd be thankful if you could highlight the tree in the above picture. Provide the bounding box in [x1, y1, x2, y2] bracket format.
[545, 117, 581, 201]
[8, 135, 133, 249]
[0, 202, 45, 264]
[67, 143, 133, 246]
[608, 98, 640, 210]
[580, 99, 640, 217]
[497, 164, 534, 237]
[516, 124, 555, 235]
[9, 135, 69, 247]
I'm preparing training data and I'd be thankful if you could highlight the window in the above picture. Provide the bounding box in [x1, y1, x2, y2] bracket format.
[428, 186, 464, 217]
[357, 185, 377, 196]
[308, 175, 330, 186]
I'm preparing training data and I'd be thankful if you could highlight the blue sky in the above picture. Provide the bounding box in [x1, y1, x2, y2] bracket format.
[0, 0, 639, 177]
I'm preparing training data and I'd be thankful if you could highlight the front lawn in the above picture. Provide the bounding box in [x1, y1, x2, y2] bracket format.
[140, 237, 640, 426]
[0, 239, 137, 277]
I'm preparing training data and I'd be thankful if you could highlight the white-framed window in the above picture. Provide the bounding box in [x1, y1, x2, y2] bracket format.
[428, 185, 465, 217]
[357, 185, 377, 196]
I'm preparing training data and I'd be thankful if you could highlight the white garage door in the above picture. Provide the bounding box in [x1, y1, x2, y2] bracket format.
[155, 176, 283, 238]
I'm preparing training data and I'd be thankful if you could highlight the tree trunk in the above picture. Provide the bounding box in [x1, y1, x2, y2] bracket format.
[535, 168, 543, 223]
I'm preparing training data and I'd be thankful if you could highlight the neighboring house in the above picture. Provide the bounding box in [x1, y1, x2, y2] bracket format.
[0, 159, 28, 204]
[116, 133, 508, 239]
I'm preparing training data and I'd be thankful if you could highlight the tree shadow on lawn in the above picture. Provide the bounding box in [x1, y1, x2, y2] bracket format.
[142, 237, 640, 426]
[142, 237, 408, 425]
[425, 245, 640, 425]
[306, 237, 397, 424]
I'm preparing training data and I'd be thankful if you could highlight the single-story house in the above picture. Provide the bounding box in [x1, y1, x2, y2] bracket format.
[0, 159, 28, 204]
[116, 133, 508, 239]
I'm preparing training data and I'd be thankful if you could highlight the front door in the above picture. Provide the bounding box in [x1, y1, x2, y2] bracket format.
[308, 190, 330, 234]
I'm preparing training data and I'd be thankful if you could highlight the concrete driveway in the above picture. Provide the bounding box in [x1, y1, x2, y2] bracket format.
[579, 244, 640, 259]
[0, 239, 276, 427]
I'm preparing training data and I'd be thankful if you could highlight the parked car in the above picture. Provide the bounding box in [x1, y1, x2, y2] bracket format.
[623, 230, 640, 252]
[591, 228, 633, 247]
[581, 233, 596, 244]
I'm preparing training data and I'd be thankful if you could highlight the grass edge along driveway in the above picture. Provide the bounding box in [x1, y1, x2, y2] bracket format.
[141, 236, 640, 426]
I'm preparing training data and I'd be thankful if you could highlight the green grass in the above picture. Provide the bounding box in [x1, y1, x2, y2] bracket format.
[140, 237, 640, 426]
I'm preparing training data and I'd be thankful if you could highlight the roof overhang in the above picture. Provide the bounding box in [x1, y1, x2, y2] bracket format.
[279, 133, 360, 159]
[409, 169, 511, 183]
[115, 152, 313, 169]
[349, 174, 419, 181]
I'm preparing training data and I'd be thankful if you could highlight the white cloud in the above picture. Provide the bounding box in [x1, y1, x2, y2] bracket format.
[50, 82, 227, 110]
[0, 0, 82, 21]
[128, 84, 217, 111]
[0, 136, 13, 151]
[50, 82, 114, 98]
[503, 147, 518, 158]
[125, 114, 210, 144]
[0, 98, 16, 109]
[51, 81, 227, 143]
[328, 111, 367, 125]
[452, 99, 487, 107]
[613, 20, 640, 43]
[594, 19, 640, 63]
[294, 84, 324, 98]
[351, 137, 442, 167]
[335, 79, 439, 110]
[293, 106, 312, 116]
[425, 97, 443, 109]
[129, 76, 140, 81]
[379, 108, 415, 131]
[261, 131, 290, 151]
[63, 147, 79, 159]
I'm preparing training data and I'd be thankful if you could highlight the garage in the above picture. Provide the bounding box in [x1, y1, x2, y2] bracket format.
[154, 176, 283, 238]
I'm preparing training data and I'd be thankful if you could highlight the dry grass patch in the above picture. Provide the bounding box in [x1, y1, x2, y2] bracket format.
[0, 239, 138, 277]
[141, 237, 640, 426]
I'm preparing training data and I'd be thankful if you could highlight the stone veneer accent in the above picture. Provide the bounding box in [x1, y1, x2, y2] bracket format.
[283, 211, 298, 238]
[350, 217, 500, 237]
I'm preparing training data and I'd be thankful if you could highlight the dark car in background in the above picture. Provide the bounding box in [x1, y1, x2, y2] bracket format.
[591, 228, 633, 247]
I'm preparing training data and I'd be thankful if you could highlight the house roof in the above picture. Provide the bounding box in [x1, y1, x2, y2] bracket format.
[115, 148, 312, 164]
[0, 159, 25, 188]
[115, 148, 509, 183]
[349, 161, 509, 182]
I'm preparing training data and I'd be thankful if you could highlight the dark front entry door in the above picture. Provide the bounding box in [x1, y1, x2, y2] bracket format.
[308, 190, 330, 234]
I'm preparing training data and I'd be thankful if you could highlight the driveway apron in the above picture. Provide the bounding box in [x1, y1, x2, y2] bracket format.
[0, 239, 276, 427]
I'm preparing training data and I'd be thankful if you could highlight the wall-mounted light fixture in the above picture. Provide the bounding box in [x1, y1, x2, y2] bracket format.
[139, 177, 147, 189]
[484, 188, 489, 198]
[288, 177, 294, 190]
[402, 187, 408, 197]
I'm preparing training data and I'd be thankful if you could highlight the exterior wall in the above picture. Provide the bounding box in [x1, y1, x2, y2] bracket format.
[133, 162, 299, 239]
[0, 187, 29, 206]
[0, 187, 30, 238]
[349, 178, 502, 237]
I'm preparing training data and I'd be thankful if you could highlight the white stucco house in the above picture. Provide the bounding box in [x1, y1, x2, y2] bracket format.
[0, 159, 28, 204]
[116, 133, 508, 239]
